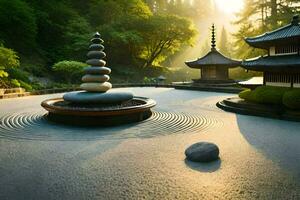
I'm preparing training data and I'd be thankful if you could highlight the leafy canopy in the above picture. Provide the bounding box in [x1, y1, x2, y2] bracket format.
[0, 46, 20, 78]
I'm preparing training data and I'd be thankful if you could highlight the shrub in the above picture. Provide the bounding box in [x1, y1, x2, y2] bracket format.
[52, 61, 86, 84]
[239, 89, 252, 101]
[283, 89, 300, 110]
[239, 86, 290, 105]
[0, 46, 20, 69]
[10, 79, 21, 87]
[19, 80, 33, 91]
[6, 67, 30, 82]
[143, 76, 156, 84]
[253, 86, 290, 105]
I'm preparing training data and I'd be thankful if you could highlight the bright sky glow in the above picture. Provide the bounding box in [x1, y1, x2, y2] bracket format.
[214, 0, 244, 14]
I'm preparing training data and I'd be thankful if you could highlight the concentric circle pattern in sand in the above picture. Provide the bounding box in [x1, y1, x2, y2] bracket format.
[0, 110, 221, 141]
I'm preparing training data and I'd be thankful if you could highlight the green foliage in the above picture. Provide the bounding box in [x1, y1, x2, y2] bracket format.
[241, 86, 300, 110]
[139, 14, 197, 68]
[63, 17, 92, 60]
[0, 69, 8, 78]
[10, 79, 21, 87]
[0, 0, 201, 87]
[283, 90, 300, 109]
[233, 0, 298, 59]
[0, 0, 37, 53]
[6, 68, 30, 83]
[0, 46, 20, 69]
[239, 89, 253, 101]
[239, 86, 291, 105]
[52, 61, 86, 84]
[218, 27, 231, 57]
[19, 80, 33, 91]
[143, 77, 156, 84]
[0, 46, 20, 80]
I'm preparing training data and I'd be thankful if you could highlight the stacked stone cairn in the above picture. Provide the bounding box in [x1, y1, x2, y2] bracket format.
[81, 32, 112, 92]
[63, 32, 133, 104]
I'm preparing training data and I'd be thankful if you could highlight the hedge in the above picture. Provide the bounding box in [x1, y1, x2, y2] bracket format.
[283, 89, 300, 109]
[239, 86, 290, 105]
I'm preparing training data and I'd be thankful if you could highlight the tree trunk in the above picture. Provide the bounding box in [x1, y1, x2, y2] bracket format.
[270, 0, 278, 27]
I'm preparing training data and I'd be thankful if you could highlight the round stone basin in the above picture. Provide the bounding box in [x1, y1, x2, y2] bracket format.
[41, 97, 156, 126]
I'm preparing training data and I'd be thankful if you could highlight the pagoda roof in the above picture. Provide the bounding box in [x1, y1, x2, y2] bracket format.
[245, 15, 300, 49]
[185, 48, 241, 69]
[242, 54, 300, 72]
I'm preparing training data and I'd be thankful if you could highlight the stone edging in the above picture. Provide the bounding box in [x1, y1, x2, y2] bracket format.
[216, 97, 300, 122]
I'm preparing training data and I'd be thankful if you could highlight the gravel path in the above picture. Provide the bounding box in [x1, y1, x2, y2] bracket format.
[0, 87, 299, 200]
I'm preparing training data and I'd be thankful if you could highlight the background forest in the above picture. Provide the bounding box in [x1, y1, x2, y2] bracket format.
[0, 0, 299, 90]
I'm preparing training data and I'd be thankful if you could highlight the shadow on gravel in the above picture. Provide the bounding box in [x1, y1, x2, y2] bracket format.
[184, 158, 221, 173]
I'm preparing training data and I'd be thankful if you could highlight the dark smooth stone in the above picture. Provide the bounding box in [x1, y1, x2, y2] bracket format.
[63, 91, 134, 104]
[86, 59, 106, 66]
[87, 51, 106, 59]
[82, 74, 110, 82]
[89, 44, 104, 51]
[84, 67, 111, 75]
[185, 142, 219, 162]
[91, 38, 104, 44]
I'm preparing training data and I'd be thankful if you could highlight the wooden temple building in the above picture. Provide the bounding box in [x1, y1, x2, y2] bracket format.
[242, 15, 300, 88]
[185, 24, 240, 84]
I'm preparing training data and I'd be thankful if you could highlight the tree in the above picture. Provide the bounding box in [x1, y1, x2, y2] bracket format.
[0, 0, 37, 53]
[233, 0, 299, 59]
[218, 27, 230, 56]
[63, 17, 92, 61]
[139, 14, 197, 68]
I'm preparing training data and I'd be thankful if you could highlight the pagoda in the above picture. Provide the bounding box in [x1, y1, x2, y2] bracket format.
[242, 15, 300, 88]
[185, 24, 240, 84]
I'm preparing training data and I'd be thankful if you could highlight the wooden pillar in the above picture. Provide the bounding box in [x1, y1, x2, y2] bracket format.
[200, 68, 202, 80]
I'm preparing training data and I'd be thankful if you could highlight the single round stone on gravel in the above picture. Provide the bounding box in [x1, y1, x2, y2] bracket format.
[185, 142, 219, 162]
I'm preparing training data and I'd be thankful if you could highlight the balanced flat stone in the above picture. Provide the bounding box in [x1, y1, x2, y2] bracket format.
[63, 91, 134, 104]
[82, 74, 110, 83]
[185, 142, 219, 162]
[91, 38, 104, 44]
[80, 82, 112, 92]
[89, 44, 104, 51]
[84, 67, 111, 75]
[87, 51, 106, 59]
[86, 59, 106, 66]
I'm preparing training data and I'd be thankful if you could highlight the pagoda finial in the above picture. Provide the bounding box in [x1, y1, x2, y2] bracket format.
[211, 24, 216, 50]
[292, 15, 299, 25]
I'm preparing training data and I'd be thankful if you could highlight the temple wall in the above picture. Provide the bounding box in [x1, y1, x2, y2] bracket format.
[200, 67, 229, 81]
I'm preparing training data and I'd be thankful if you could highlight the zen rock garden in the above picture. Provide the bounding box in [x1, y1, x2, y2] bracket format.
[1, 1, 300, 199]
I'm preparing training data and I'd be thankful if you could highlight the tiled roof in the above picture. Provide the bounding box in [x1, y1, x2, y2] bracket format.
[245, 15, 300, 49]
[242, 54, 300, 72]
[185, 49, 241, 69]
